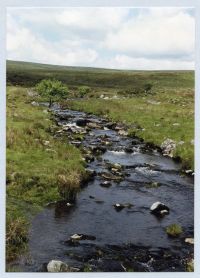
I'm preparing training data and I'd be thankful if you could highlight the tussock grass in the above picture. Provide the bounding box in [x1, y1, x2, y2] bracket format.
[6, 86, 85, 262]
[166, 224, 183, 237]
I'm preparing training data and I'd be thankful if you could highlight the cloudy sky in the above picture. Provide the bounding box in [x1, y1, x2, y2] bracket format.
[7, 7, 195, 70]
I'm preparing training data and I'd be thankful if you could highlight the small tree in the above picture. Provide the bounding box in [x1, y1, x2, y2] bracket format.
[36, 79, 69, 107]
[78, 86, 91, 98]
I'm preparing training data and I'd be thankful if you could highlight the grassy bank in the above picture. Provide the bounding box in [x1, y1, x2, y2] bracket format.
[6, 86, 86, 262]
[66, 87, 194, 170]
[6, 60, 194, 171]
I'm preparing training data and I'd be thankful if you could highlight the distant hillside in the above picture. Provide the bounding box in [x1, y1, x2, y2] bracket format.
[6, 60, 194, 90]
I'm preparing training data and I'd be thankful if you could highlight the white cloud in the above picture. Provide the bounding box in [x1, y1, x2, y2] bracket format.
[6, 7, 195, 70]
[7, 14, 98, 66]
[56, 8, 128, 30]
[106, 54, 194, 70]
[104, 8, 194, 59]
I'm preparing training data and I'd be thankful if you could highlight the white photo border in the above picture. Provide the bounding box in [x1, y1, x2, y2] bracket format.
[0, 0, 199, 277]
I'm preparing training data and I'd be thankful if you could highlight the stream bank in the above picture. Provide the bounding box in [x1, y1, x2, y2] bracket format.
[10, 106, 194, 272]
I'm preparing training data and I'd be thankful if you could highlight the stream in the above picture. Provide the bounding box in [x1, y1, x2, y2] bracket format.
[13, 107, 194, 272]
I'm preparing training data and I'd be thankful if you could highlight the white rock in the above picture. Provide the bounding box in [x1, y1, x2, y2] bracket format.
[70, 234, 82, 240]
[31, 101, 39, 106]
[161, 139, 176, 157]
[66, 202, 73, 207]
[43, 140, 50, 146]
[47, 260, 68, 272]
[150, 201, 169, 216]
[150, 201, 162, 211]
[185, 238, 194, 244]
[172, 123, 180, 126]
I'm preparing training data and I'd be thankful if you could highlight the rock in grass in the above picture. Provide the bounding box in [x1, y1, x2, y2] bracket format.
[47, 260, 69, 272]
[166, 224, 183, 237]
[161, 139, 176, 157]
[150, 201, 169, 216]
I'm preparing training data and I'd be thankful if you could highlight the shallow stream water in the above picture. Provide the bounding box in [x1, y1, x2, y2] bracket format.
[12, 108, 194, 272]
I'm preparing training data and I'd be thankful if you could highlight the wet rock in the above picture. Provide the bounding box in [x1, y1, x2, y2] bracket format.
[76, 118, 88, 127]
[161, 139, 176, 157]
[114, 203, 133, 211]
[125, 147, 133, 153]
[89, 145, 107, 155]
[47, 260, 69, 272]
[87, 122, 101, 129]
[105, 122, 116, 129]
[185, 238, 194, 244]
[84, 154, 95, 163]
[100, 172, 123, 182]
[100, 181, 112, 188]
[69, 267, 80, 272]
[70, 234, 82, 240]
[114, 203, 125, 211]
[70, 234, 96, 241]
[150, 201, 169, 216]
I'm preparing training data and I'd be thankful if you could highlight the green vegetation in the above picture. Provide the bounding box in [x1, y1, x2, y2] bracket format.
[66, 87, 194, 170]
[7, 60, 194, 170]
[6, 86, 85, 261]
[7, 60, 194, 91]
[186, 259, 194, 272]
[166, 224, 183, 237]
[36, 79, 69, 107]
[78, 86, 91, 98]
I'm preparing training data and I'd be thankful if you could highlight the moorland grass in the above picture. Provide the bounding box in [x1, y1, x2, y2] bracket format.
[6, 86, 85, 262]
[7, 60, 194, 170]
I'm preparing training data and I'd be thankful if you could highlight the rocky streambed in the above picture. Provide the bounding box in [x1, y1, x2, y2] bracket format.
[12, 107, 194, 272]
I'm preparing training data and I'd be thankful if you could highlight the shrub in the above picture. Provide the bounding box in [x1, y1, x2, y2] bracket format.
[78, 86, 91, 98]
[144, 83, 153, 93]
[166, 224, 183, 237]
[36, 79, 69, 107]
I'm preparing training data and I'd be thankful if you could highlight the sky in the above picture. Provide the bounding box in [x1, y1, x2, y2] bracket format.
[7, 7, 195, 70]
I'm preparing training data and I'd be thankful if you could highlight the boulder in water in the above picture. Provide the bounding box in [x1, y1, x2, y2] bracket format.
[76, 118, 88, 127]
[100, 181, 112, 188]
[47, 260, 69, 272]
[150, 201, 169, 216]
[185, 238, 194, 244]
